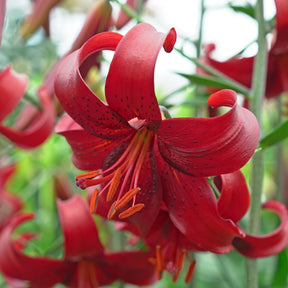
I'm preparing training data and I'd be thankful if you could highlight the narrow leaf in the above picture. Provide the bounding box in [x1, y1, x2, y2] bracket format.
[259, 120, 288, 149]
[272, 248, 288, 288]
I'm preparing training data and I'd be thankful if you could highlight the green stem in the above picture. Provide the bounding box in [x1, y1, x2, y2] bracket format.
[110, 0, 142, 23]
[196, 0, 205, 59]
[246, 0, 268, 287]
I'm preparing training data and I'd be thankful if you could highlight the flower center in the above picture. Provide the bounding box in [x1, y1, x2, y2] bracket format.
[75, 128, 154, 220]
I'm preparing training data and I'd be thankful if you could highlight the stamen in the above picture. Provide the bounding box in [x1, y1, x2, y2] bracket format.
[89, 188, 99, 213]
[155, 246, 164, 280]
[176, 249, 186, 270]
[76, 170, 100, 180]
[118, 203, 144, 219]
[185, 260, 196, 283]
[114, 187, 141, 211]
[106, 168, 121, 202]
[107, 201, 117, 220]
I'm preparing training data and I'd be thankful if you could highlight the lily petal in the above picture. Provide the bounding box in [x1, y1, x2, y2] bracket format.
[57, 194, 104, 259]
[0, 86, 55, 149]
[54, 32, 133, 140]
[272, 0, 288, 54]
[216, 170, 250, 223]
[128, 147, 163, 236]
[157, 89, 259, 176]
[56, 114, 133, 171]
[0, 66, 28, 122]
[233, 200, 288, 258]
[103, 251, 156, 285]
[0, 213, 71, 287]
[105, 23, 176, 127]
[156, 150, 244, 253]
[19, 0, 63, 39]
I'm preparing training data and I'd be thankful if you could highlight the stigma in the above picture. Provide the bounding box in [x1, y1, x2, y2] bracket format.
[75, 128, 154, 220]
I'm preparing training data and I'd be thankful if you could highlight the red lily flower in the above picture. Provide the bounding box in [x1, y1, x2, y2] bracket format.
[199, 0, 288, 98]
[54, 23, 259, 239]
[0, 194, 156, 288]
[0, 66, 55, 149]
[0, 164, 22, 233]
[118, 170, 288, 281]
[117, 208, 197, 283]
[0, 0, 5, 46]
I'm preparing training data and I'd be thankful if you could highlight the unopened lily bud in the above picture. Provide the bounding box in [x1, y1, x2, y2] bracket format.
[19, 0, 63, 39]
[70, 0, 112, 52]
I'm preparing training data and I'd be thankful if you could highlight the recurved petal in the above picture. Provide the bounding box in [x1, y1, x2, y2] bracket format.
[56, 114, 134, 171]
[105, 23, 176, 127]
[272, 0, 288, 54]
[216, 170, 250, 223]
[57, 194, 104, 260]
[157, 89, 259, 177]
[54, 32, 133, 140]
[0, 66, 28, 122]
[156, 150, 244, 253]
[0, 86, 55, 149]
[233, 200, 288, 258]
[0, 213, 71, 287]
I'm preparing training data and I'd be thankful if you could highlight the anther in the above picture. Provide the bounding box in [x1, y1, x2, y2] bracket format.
[185, 260, 196, 283]
[118, 203, 144, 219]
[90, 188, 99, 213]
[176, 249, 186, 270]
[106, 168, 121, 202]
[76, 170, 100, 180]
[114, 188, 141, 211]
[155, 246, 164, 280]
[107, 201, 117, 220]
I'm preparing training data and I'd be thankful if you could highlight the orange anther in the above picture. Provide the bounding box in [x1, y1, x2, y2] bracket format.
[176, 249, 186, 270]
[114, 188, 140, 211]
[106, 168, 121, 202]
[89, 188, 99, 213]
[76, 170, 100, 180]
[118, 203, 144, 219]
[173, 270, 181, 282]
[107, 201, 117, 220]
[155, 245, 164, 280]
[185, 260, 196, 283]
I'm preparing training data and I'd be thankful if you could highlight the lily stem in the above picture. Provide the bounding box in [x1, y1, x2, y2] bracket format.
[246, 0, 268, 287]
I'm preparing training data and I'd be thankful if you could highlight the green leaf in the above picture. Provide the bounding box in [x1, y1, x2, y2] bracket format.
[259, 120, 288, 149]
[228, 2, 255, 19]
[272, 248, 288, 288]
[178, 73, 250, 97]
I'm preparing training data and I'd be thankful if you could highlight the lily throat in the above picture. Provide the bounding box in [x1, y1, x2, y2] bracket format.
[75, 127, 154, 219]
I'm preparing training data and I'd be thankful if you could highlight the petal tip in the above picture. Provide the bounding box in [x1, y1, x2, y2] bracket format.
[163, 28, 177, 53]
